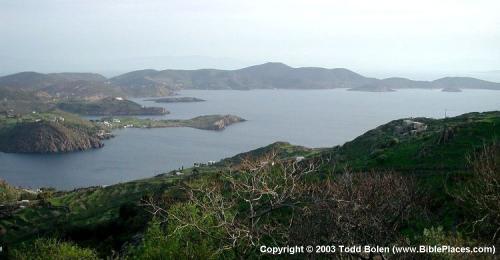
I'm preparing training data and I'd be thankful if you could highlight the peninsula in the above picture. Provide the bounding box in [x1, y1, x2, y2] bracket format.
[0, 111, 245, 153]
[99, 114, 245, 131]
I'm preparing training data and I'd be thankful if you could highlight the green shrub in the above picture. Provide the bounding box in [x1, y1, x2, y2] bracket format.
[421, 226, 468, 246]
[418, 226, 473, 259]
[453, 143, 500, 243]
[127, 208, 223, 260]
[125, 218, 171, 259]
[10, 238, 98, 260]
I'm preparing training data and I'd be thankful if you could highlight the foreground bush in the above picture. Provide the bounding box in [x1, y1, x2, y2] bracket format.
[454, 143, 500, 244]
[131, 154, 419, 259]
[10, 238, 98, 260]
[126, 213, 221, 259]
[289, 171, 418, 252]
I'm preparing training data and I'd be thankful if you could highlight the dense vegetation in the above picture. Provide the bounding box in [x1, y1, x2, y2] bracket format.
[0, 111, 498, 259]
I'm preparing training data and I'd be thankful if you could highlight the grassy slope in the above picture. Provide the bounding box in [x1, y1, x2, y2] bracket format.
[0, 166, 221, 244]
[0, 110, 95, 129]
[0, 110, 97, 142]
[331, 111, 499, 171]
[1, 111, 499, 247]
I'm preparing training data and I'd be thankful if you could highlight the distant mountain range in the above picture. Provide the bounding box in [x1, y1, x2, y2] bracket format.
[0, 72, 172, 100]
[1, 63, 499, 99]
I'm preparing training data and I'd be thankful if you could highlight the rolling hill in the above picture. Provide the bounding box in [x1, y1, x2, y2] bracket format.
[2, 63, 499, 99]
[109, 62, 500, 91]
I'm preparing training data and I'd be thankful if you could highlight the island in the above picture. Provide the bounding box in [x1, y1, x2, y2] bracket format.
[57, 97, 168, 116]
[144, 97, 206, 103]
[98, 114, 245, 131]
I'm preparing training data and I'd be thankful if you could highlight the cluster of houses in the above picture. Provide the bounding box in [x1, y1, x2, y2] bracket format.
[96, 120, 112, 127]
[168, 160, 218, 176]
[93, 118, 134, 129]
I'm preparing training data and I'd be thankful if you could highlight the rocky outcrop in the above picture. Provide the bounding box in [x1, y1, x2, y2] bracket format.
[210, 115, 245, 130]
[0, 121, 104, 153]
[187, 115, 246, 130]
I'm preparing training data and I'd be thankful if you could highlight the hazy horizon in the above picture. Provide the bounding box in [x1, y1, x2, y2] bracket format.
[1, 0, 499, 81]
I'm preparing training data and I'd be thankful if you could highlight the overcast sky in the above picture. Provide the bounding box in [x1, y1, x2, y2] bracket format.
[1, 0, 499, 80]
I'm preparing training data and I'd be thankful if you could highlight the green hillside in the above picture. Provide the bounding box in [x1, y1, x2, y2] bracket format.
[331, 111, 500, 171]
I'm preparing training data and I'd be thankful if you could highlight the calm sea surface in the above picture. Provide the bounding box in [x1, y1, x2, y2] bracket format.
[1, 89, 499, 189]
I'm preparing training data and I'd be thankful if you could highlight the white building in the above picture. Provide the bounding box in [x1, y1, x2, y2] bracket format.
[207, 160, 216, 165]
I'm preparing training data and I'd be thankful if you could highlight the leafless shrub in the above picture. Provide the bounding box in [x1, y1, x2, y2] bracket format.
[289, 171, 417, 259]
[455, 143, 500, 244]
[140, 152, 417, 259]
[141, 152, 321, 257]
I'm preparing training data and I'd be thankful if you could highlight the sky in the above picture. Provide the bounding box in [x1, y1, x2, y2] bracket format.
[1, 0, 499, 80]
